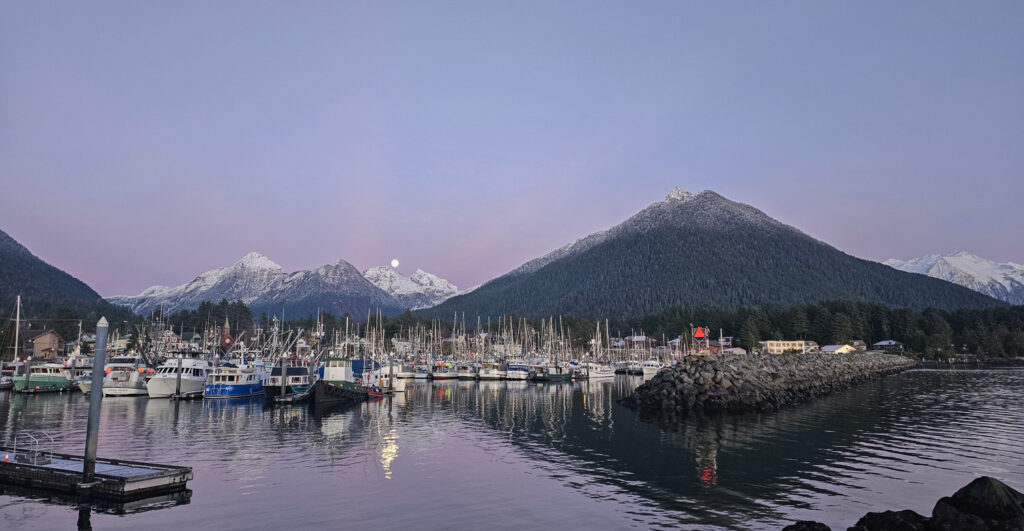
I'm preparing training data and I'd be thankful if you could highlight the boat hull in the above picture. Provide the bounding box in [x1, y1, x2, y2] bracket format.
[203, 383, 264, 399]
[147, 376, 206, 398]
[14, 375, 72, 393]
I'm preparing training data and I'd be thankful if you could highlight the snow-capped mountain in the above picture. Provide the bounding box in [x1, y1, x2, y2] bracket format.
[108, 253, 403, 317]
[363, 266, 460, 310]
[884, 251, 1024, 304]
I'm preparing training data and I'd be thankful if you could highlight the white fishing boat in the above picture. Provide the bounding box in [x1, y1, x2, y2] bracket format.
[506, 362, 530, 380]
[641, 359, 663, 377]
[585, 362, 616, 379]
[430, 361, 458, 380]
[477, 361, 507, 380]
[456, 362, 477, 380]
[396, 362, 417, 379]
[102, 355, 152, 396]
[147, 356, 213, 398]
[413, 364, 431, 379]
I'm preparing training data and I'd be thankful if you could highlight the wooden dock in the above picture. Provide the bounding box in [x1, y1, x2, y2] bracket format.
[0, 447, 192, 502]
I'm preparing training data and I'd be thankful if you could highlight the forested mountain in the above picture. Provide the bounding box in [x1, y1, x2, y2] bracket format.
[423, 189, 1004, 319]
[0, 229, 135, 331]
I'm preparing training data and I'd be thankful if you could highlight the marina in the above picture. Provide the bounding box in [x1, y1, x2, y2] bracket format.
[1, 368, 1022, 529]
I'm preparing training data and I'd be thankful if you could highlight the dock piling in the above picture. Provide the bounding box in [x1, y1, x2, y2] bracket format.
[82, 318, 108, 485]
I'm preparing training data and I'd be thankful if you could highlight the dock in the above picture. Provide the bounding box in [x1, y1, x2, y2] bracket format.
[0, 447, 192, 502]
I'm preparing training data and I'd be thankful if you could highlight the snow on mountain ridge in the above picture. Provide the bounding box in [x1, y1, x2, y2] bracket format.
[362, 266, 459, 309]
[885, 251, 1024, 304]
[108, 253, 402, 316]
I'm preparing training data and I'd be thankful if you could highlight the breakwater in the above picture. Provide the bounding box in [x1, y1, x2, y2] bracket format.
[621, 352, 916, 416]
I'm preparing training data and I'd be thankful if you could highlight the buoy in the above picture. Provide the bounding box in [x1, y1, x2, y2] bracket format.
[138, 368, 145, 374]
[3, 453, 9, 462]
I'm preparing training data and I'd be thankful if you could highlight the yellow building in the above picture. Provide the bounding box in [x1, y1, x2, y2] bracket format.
[822, 344, 856, 354]
[759, 340, 818, 354]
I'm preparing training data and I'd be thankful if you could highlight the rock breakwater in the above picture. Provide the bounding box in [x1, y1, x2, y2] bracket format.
[621, 352, 916, 416]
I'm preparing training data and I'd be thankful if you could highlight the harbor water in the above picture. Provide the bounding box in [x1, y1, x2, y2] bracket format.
[1, 368, 1023, 530]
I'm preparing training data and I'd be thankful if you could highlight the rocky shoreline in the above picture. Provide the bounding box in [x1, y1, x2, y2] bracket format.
[621, 352, 917, 417]
[784, 476, 1024, 530]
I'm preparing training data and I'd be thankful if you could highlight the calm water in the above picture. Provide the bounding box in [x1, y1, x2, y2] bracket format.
[1, 369, 1022, 530]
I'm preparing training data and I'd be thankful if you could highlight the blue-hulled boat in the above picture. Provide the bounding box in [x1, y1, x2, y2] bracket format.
[203, 364, 265, 399]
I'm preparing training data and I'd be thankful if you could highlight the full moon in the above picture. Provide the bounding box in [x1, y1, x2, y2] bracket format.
[390, 258, 400, 268]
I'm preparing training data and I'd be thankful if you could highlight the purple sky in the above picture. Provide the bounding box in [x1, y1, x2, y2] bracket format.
[2, 1, 1022, 296]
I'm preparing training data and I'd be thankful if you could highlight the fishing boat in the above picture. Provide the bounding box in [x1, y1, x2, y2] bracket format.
[528, 363, 573, 382]
[75, 372, 92, 393]
[456, 362, 477, 380]
[0, 375, 12, 391]
[585, 362, 616, 379]
[60, 353, 93, 388]
[15, 363, 73, 393]
[641, 359, 663, 377]
[102, 355, 152, 397]
[506, 362, 530, 380]
[312, 356, 371, 405]
[413, 364, 431, 379]
[477, 361, 507, 380]
[626, 360, 644, 376]
[147, 356, 213, 398]
[396, 362, 417, 379]
[429, 361, 458, 380]
[203, 364, 265, 399]
[263, 364, 311, 398]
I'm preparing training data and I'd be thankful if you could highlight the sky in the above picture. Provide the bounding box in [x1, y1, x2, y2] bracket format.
[1, 1, 1022, 296]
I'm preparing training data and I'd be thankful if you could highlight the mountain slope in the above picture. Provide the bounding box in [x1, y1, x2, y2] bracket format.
[423, 188, 1004, 319]
[363, 266, 459, 309]
[109, 253, 404, 318]
[0, 229, 134, 323]
[885, 251, 1024, 304]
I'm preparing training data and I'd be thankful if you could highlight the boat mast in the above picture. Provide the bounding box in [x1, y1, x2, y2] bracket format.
[13, 295, 21, 376]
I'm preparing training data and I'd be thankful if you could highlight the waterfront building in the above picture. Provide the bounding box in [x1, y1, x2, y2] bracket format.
[22, 330, 63, 360]
[759, 340, 819, 355]
[821, 344, 856, 354]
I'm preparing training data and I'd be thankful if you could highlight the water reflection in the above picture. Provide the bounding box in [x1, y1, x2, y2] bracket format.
[1, 369, 1022, 530]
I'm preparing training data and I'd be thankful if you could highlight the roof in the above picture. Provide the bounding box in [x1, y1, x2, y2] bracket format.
[23, 329, 61, 341]
[873, 340, 903, 346]
[822, 344, 851, 352]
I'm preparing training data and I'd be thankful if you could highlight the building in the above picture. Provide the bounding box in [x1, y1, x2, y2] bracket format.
[23, 330, 64, 360]
[759, 340, 819, 355]
[822, 344, 856, 355]
[851, 340, 867, 352]
[873, 340, 904, 352]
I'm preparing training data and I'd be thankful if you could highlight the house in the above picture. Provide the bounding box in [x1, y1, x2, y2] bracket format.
[851, 340, 867, 352]
[822, 344, 856, 354]
[873, 340, 904, 352]
[759, 340, 818, 355]
[23, 329, 64, 360]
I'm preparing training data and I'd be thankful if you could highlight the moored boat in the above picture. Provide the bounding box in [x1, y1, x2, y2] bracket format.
[641, 359, 663, 377]
[456, 362, 478, 380]
[478, 361, 507, 380]
[203, 364, 265, 399]
[147, 357, 213, 398]
[263, 364, 311, 398]
[430, 361, 458, 380]
[506, 362, 530, 380]
[15, 363, 73, 393]
[102, 355, 152, 397]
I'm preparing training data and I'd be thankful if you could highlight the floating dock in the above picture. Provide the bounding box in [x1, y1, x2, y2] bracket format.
[0, 447, 192, 502]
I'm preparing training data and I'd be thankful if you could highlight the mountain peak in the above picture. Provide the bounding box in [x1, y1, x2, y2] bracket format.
[362, 266, 459, 310]
[235, 252, 282, 270]
[665, 187, 694, 202]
